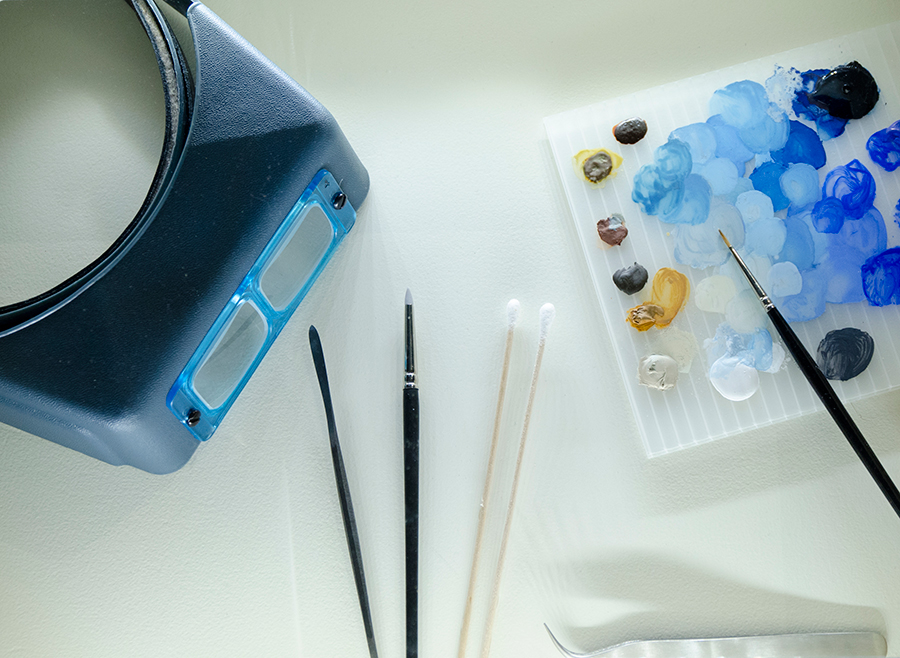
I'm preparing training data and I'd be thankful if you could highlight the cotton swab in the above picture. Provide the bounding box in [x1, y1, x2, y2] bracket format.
[457, 300, 520, 658]
[480, 303, 556, 658]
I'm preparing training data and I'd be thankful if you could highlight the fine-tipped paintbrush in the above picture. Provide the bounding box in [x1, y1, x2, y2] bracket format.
[718, 230, 900, 520]
[308, 325, 379, 658]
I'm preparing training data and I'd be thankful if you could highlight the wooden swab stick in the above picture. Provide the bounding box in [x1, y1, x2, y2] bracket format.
[480, 303, 556, 658]
[457, 300, 520, 658]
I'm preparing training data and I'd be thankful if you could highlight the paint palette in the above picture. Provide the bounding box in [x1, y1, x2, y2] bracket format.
[545, 21, 900, 457]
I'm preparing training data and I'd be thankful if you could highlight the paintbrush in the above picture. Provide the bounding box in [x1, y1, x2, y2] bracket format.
[404, 289, 419, 658]
[718, 230, 900, 520]
[308, 325, 379, 658]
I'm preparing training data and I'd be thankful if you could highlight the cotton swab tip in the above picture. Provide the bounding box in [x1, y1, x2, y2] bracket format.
[539, 303, 555, 340]
[507, 299, 520, 329]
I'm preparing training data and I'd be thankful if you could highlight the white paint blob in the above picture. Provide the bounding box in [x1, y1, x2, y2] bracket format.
[653, 327, 699, 373]
[709, 356, 760, 401]
[695, 275, 737, 314]
[725, 288, 767, 333]
[637, 354, 679, 391]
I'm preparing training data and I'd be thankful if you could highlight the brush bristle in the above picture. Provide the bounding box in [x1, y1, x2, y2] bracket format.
[507, 299, 520, 329]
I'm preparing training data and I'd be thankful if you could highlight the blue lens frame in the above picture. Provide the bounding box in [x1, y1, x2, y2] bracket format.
[166, 169, 355, 441]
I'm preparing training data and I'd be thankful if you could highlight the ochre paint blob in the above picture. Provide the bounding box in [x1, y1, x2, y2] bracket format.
[637, 354, 679, 391]
[809, 61, 879, 121]
[614, 117, 648, 145]
[816, 327, 874, 381]
[597, 213, 628, 246]
[612, 262, 648, 294]
[574, 148, 623, 186]
[626, 267, 690, 331]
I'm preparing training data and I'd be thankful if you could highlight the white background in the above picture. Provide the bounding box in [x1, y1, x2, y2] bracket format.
[2, 0, 900, 656]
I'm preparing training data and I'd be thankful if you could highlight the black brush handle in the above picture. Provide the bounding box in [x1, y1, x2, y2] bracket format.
[403, 386, 419, 658]
[767, 308, 900, 518]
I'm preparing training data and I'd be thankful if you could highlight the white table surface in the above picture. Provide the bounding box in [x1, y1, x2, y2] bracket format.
[3, 1, 900, 656]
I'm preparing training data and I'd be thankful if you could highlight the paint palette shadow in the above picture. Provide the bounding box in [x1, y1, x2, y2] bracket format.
[545, 21, 900, 457]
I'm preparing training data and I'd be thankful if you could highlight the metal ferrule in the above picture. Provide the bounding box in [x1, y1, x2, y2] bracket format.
[405, 304, 416, 387]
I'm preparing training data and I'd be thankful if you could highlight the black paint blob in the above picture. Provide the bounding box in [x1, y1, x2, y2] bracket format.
[809, 61, 879, 120]
[614, 117, 648, 145]
[816, 327, 875, 381]
[612, 262, 648, 295]
[583, 151, 613, 182]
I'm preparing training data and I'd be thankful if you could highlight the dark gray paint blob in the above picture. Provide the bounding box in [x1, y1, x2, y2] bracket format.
[816, 327, 875, 381]
[613, 262, 648, 295]
[583, 150, 613, 182]
[614, 117, 648, 144]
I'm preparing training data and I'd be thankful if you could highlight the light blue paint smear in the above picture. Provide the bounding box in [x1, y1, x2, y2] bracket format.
[671, 123, 717, 164]
[780, 163, 820, 210]
[661, 173, 711, 225]
[771, 120, 827, 169]
[867, 120, 900, 171]
[862, 247, 900, 306]
[774, 267, 827, 322]
[822, 159, 876, 219]
[694, 157, 739, 195]
[821, 247, 867, 303]
[735, 190, 774, 224]
[632, 139, 692, 216]
[779, 218, 816, 270]
[832, 207, 887, 259]
[745, 217, 786, 257]
[705, 323, 776, 372]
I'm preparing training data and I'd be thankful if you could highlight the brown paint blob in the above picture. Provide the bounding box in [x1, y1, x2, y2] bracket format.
[626, 267, 690, 331]
[597, 213, 628, 246]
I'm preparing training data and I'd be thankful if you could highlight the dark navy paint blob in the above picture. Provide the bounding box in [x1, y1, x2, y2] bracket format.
[771, 120, 827, 169]
[793, 68, 849, 139]
[867, 120, 900, 172]
[810, 61, 879, 121]
[862, 247, 900, 306]
[614, 117, 648, 145]
[816, 328, 875, 381]
[613, 262, 649, 295]
[750, 161, 790, 211]
[811, 197, 846, 233]
[822, 159, 876, 219]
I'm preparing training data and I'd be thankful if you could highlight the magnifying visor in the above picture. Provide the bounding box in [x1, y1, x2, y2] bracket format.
[0, 0, 369, 473]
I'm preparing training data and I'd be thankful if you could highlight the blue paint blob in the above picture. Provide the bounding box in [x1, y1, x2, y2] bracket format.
[822, 159, 876, 219]
[705, 323, 775, 371]
[833, 207, 887, 259]
[674, 199, 744, 269]
[735, 190, 774, 224]
[707, 114, 755, 173]
[778, 217, 816, 271]
[745, 217, 786, 257]
[632, 164, 683, 216]
[780, 162, 820, 210]
[867, 120, 900, 172]
[771, 120, 827, 169]
[670, 123, 717, 164]
[862, 246, 900, 306]
[811, 196, 845, 233]
[792, 68, 849, 139]
[749, 161, 790, 211]
[767, 261, 803, 297]
[694, 157, 739, 195]
[820, 247, 867, 303]
[776, 267, 827, 322]
[657, 139, 693, 181]
[709, 80, 789, 153]
[660, 173, 711, 225]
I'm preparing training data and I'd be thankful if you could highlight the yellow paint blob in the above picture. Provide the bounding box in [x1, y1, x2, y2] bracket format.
[573, 148, 623, 187]
[627, 268, 690, 332]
